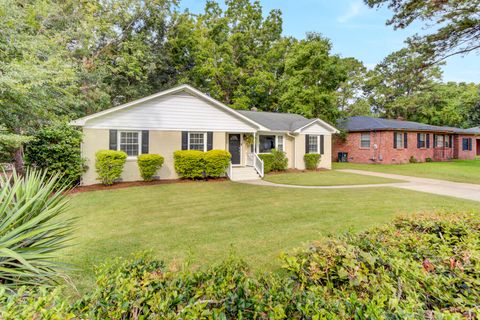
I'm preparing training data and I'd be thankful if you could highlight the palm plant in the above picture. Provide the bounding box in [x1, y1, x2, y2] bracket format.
[0, 169, 75, 288]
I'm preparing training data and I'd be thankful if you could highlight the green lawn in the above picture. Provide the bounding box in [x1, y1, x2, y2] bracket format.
[334, 160, 480, 184]
[61, 181, 479, 292]
[264, 170, 403, 186]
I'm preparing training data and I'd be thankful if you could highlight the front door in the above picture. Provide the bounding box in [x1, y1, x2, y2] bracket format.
[228, 134, 241, 165]
[477, 139, 480, 156]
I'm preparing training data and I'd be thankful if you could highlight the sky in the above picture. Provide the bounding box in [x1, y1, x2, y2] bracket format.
[180, 0, 479, 83]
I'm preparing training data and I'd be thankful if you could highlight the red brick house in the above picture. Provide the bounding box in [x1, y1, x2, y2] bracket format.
[333, 116, 480, 164]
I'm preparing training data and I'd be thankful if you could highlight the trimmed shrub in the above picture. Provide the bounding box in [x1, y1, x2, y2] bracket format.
[24, 123, 85, 185]
[1, 212, 479, 318]
[204, 150, 231, 178]
[137, 154, 164, 181]
[95, 150, 127, 185]
[173, 150, 205, 179]
[258, 153, 274, 173]
[409, 155, 418, 163]
[426, 157, 433, 162]
[270, 149, 288, 171]
[304, 153, 321, 170]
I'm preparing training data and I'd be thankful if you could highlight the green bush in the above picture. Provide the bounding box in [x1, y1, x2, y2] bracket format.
[270, 149, 288, 171]
[426, 157, 433, 162]
[24, 123, 85, 185]
[95, 150, 127, 185]
[137, 154, 164, 181]
[409, 155, 418, 163]
[204, 150, 231, 178]
[173, 150, 205, 179]
[258, 153, 274, 173]
[304, 153, 321, 170]
[2, 212, 479, 318]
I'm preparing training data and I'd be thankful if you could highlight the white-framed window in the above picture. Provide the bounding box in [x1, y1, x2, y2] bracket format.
[434, 134, 444, 148]
[188, 132, 206, 151]
[308, 135, 318, 153]
[258, 135, 285, 153]
[360, 133, 370, 148]
[277, 136, 284, 152]
[395, 132, 404, 149]
[119, 131, 141, 157]
[418, 133, 426, 148]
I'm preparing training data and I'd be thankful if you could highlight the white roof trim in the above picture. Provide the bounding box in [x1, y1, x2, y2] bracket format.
[295, 119, 339, 133]
[70, 84, 268, 130]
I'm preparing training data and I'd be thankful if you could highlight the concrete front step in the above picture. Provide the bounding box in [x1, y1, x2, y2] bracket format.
[231, 166, 261, 181]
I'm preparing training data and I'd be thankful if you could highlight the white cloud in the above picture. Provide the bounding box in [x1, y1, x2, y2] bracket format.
[337, 1, 363, 23]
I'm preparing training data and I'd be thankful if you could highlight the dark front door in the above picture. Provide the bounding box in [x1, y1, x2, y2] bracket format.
[228, 134, 241, 165]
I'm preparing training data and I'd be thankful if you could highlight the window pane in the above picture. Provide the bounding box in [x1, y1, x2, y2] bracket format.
[259, 135, 275, 153]
[396, 133, 403, 148]
[189, 133, 205, 151]
[308, 135, 318, 153]
[119, 131, 139, 156]
[360, 133, 370, 148]
[419, 134, 426, 148]
[277, 136, 284, 151]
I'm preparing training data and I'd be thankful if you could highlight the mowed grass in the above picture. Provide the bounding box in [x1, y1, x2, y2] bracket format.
[334, 160, 480, 184]
[61, 181, 479, 291]
[264, 170, 403, 186]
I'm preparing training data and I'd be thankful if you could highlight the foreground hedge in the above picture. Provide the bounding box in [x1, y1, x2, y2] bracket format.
[95, 150, 127, 185]
[137, 154, 164, 181]
[1, 212, 479, 319]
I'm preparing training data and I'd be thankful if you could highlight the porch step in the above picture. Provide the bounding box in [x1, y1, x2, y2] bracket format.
[230, 166, 261, 181]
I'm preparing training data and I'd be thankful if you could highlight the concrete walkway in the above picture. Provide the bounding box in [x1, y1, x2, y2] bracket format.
[240, 170, 480, 202]
[339, 169, 480, 202]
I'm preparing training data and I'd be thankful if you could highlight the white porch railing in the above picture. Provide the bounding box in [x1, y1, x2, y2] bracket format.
[226, 161, 233, 179]
[253, 153, 264, 178]
[246, 153, 254, 166]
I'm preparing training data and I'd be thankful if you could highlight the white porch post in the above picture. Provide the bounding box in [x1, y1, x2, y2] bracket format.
[253, 132, 256, 154]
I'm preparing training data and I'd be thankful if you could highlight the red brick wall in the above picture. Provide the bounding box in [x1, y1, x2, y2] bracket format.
[333, 131, 478, 164]
[455, 135, 478, 160]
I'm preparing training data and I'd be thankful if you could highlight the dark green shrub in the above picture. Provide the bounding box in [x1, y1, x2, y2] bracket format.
[304, 153, 321, 170]
[204, 150, 231, 178]
[173, 150, 205, 179]
[270, 149, 288, 171]
[2, 213, 479, 319]
[426, 157, 433, 162]
[258, 153, 274, 173]
[24, 123, 85, 185]
[409, 155, 418, 163]
[95, 150, 127, 185]
[137, 154, 164, 181]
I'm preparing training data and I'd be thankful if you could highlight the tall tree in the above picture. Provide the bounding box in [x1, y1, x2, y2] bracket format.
[279, 33, 347, 122]
[365, 0, 480, 64]
[337, 57, 372, 117]
[0, 0, 78, 172]
[364, 48, 443, 119]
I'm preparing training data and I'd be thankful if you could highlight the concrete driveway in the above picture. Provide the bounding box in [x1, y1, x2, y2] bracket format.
[339, 169, 480, 202]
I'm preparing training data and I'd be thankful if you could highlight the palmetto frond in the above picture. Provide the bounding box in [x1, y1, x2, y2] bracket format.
[0, 170, 75, 288]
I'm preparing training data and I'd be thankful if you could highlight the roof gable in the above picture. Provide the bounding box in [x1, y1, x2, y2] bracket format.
[71, 85, 265, 131]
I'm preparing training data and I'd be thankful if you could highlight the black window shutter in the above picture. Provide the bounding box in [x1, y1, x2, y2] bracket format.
[404, 132, 408, 148]
[305, 135, 310, 154]
[393, 132, 397, 149]
[207, 132, 213, 151]
[109, 130, 118, 150]
[449, 135, 453, 148]
[417, 133, 420, 148]
[320, 135, 324, 154]
[426, 134, 430, 148]
[181, 131, 188, 150]
[141, 130, 149, 154]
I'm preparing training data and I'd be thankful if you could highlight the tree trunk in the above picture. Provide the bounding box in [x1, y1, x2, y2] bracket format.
[13, 146, 25, 175]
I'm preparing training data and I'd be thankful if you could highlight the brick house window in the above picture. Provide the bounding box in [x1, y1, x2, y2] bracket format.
[394, 132, 405, 149]
[434, 134, 444, 148]
[417, 133, 426, 148]
[462, 138, 472, 151]
[360, 133, 370, 148]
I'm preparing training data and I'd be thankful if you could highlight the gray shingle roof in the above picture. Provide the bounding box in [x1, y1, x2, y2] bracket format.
[237, 110, 313, 131]
[337, 116, 480, 134]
